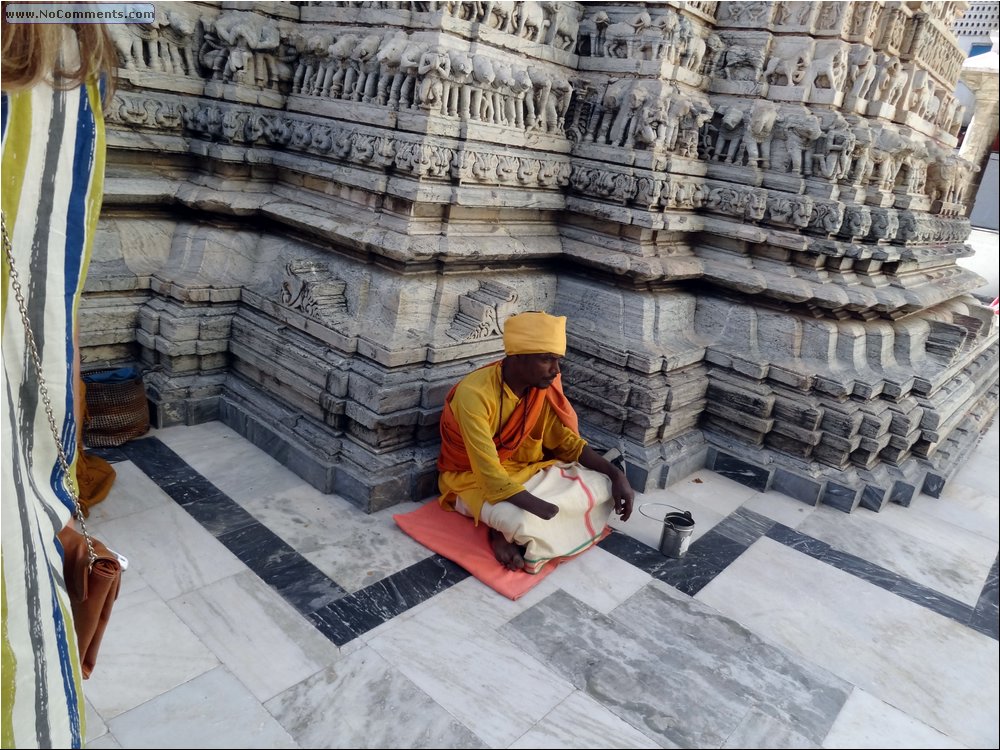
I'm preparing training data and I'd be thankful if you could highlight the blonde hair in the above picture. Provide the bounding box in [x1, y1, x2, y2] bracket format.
[1, 11, 117, 102]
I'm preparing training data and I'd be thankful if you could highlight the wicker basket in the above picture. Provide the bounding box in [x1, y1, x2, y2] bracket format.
[82, 370, 150, 448]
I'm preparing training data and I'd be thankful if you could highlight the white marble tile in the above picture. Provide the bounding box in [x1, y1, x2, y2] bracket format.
[905, 487, 1000, 544]
[742, 488, 817, 529]
[167, 570, 341, 702]
[508, 690, 663, 749]
[84, 733, 122, 749]
[265, 646, 484, 749]
[611, 489, 724, 551]
[949, 450, 1000, 496]
[667, 469, 760, 514]
[84, 699, 108, 744]
[364, 574, 561, 645]
[84, 461, 173, 523]
[697, 538, 999, 749]
[540, 546, 652, 614]
[239, 485, 432, 592]
[82, 591, 219, 719]
[368, 610, 575, 747]
[93, 501, 247, 601]
[821, 687, 967, 749]
[156, 421, 307, 502]
[796, 503, 995, 605]
[299, 521, 433, 593]
[108, 666, 298, 749]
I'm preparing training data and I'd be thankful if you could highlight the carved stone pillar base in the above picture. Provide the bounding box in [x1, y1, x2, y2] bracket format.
[220, 376, 439, 512]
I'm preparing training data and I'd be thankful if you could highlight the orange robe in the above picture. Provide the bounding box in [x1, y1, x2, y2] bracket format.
[437, 362, 586, 523]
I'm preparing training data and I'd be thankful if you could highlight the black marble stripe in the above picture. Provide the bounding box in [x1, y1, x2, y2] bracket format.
[764, 524, 996, 639]
[120, 437, 468, 646]
[654, 530, 749, 596]
[85, 445, 129, 464]
[121, 435, 997, 645]
[120, 437, 349, 617]
[969, 555, 999, 640]
[309, 556, 469, 646]
[766, 523, 832, 557]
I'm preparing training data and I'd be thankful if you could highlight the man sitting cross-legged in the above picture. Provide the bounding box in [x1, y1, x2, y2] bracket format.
[437, 311, 635, 573]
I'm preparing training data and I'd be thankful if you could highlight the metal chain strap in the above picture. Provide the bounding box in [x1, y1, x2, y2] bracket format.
[2, 211, 96, 566]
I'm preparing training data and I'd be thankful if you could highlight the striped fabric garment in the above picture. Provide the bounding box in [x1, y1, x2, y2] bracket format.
[1, 60, 106, 748]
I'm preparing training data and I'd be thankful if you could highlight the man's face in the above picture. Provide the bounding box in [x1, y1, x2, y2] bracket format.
[513, 353, 563, 389]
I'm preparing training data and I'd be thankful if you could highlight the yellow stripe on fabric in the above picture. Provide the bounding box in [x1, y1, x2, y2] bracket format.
[1, 553, 18, 750]
[1, 90, 34, 332]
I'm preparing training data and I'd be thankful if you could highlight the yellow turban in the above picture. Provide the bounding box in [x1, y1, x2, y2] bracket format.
[503, 312, 567, 356]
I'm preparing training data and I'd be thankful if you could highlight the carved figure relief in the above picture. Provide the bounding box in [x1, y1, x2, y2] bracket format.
[447, 281, 518, 342]
[281, 260, 349, 326]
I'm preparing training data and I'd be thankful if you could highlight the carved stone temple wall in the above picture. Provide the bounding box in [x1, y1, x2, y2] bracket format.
[85, 0, 999, 513]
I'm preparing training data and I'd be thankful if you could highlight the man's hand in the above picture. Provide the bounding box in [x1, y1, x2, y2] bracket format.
[611, 473, 635, 522]
[506, 490, 560, 520]
[578, 445, 636, 522]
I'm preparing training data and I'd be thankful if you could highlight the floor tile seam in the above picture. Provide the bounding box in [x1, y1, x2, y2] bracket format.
[768, 524, 994, 630]
[118, 436, 998, 652]
[120, 438, 377, 635]
[603, 517, 995, 639]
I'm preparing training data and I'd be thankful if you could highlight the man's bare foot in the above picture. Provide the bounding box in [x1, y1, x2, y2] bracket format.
[489, 528, 526, 571]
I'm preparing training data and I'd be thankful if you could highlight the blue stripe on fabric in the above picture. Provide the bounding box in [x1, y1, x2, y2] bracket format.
[1, 92, 9, 143]
[59, 86, 96, 469]
[44, 539, 83, 748]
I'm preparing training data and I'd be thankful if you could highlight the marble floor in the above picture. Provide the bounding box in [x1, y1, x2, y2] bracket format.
[79, 416, 999, 749]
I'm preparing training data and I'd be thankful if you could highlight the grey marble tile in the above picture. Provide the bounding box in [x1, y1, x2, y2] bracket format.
[697, 538, 999, 749]
[540, 545, 652, 614]
[108, 667, 298, 749]
[970, 555, 999, 639]
[83, 461, 173, 523]
[668, 469, 762, 515]
[508, 690, 665, 749]
[368, 610, 574, 748]
[906, 484, 999, 543]
[502, 588, 753, 748]
[241, 486, 434, 593]
[713, 506, 776, 545]
[265, 647, 485, 749]
[766, 523, 832, 558]
[613, 582, 850, 746]
[721, 706, 821, 749]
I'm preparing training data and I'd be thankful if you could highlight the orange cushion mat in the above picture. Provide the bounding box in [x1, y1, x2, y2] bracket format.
[394, 500, 608, 600]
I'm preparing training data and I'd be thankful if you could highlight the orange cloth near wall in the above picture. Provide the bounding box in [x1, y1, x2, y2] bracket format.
[75, 379, 115, 516]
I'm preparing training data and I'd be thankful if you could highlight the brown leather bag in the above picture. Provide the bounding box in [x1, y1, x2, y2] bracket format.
[57, 526, 122, 679]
